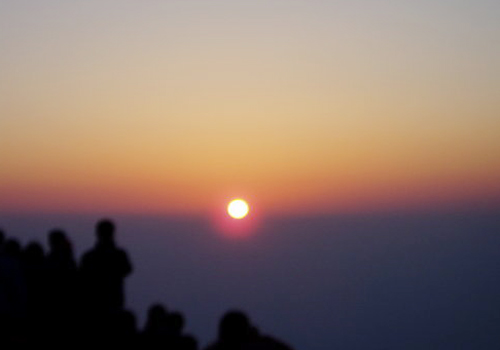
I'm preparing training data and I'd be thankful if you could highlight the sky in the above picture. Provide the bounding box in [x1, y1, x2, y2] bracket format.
[1, 0, 500, 216]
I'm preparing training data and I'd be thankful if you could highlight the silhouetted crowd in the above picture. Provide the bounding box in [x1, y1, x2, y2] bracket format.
[0, 219, 294, 350]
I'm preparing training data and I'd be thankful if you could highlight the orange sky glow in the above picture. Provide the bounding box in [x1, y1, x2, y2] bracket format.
[1, 1, 499, 216]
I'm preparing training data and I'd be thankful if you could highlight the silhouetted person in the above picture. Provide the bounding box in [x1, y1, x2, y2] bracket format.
[4, 238, 22, 260]
[44, 229, 78, 347]
[46, 229, 77, 276]
[167, 311, 184, 336]
[0, 229, 5, 252]
[205, 310, 252, 350]
[113, 309, 140, 348]
[142, 303, 169, 349]
[142, 306, 198, 350]
[46, 229, 77, 303]
[22, 242, 46, 343]
[0, 238, 27, 348]
[80, 219, 132, 316]
[166, 310, 188, 350]
[205, 310, 294, 350]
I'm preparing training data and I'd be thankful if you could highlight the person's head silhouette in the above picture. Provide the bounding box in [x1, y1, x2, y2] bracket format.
[48, 229, 75, 260]
[147, 303, 168, 323]
[24, 241, 45, 261]
[168, 311, 185, 336]
[5, 238, 22, 258]
[49, 229, 67, 250]
[96, 219, 116, 247]
[219, 310, 251, 344]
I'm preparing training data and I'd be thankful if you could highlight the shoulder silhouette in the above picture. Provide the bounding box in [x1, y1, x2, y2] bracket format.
[205, 310, 295, 350]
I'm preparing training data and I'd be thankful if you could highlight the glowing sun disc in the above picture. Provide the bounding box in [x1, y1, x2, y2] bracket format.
[227, 199, 249, 219]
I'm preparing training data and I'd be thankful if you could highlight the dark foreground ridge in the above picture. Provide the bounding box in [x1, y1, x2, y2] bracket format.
[0, 219, 295, 350]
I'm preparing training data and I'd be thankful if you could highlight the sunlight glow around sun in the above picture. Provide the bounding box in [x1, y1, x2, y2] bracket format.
[227, 199, 249, 219]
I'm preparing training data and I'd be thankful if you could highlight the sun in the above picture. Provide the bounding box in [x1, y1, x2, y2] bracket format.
[227, 199, 249, 219]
